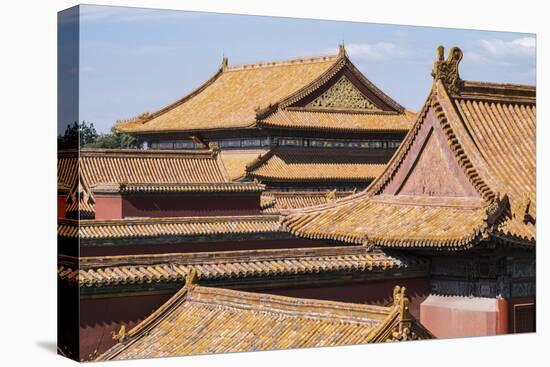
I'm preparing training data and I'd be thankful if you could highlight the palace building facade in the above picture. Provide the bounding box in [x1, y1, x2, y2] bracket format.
[285, 46, 536, 338]
[57, 46, 535, 361]
[115, 45, 415, 207]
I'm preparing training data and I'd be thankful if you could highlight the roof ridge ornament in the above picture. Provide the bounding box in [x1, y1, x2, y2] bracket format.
[221, 55, 229, 71]
[185, 268, 198, 289]
[338, 42, 347, 58]
[431, 46, 463, 95]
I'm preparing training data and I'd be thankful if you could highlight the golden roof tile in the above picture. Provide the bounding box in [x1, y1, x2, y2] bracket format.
[259, 109, 415, 132]
[219, 149, 267, 180]
[58, 148, 228, 187]
[116, 54, 339, 133]
[284, 46, 535, 248]
[58, 246, 424, 287]
[261, 191, 354, 212]
[116, 47, 409, 134]
[58, 215, 282, 240]
[96, 284, 431, 359]
[118, 181, 264, 194]
[285, 195, 494, 249]
[247, 147, 390, 182]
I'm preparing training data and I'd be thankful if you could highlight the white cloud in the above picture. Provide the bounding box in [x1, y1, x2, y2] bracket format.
[475, 37, 535, 58]
[345, 42, 406, 62]
[463, 51, 489, 64]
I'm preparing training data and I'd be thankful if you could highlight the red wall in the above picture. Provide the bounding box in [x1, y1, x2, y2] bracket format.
[121, 194, 261, 217]
[420, 296, 500, 338]
[59, 193, 263, 220]
[80, 238, 339, 257]
[95, 196, 123, 219]
[79, 293, 173, 361]
[58, 196, 66, 219]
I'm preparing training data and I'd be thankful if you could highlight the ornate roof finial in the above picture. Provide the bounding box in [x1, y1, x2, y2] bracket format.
[208, 141, 220, 155]
[431, 45, 463, 95]
[338, 42, 346, 58]
[221, 53, 229, 71]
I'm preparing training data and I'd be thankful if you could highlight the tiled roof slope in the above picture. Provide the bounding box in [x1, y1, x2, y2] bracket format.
[116, 46, 411, 134]
[284, 46, 535, 249]
[261, 190, 354, 212]
[97, 283, 431, 360]
[58, 215, 282, 240]
[115, 55, 338, 133]
[247, 147, 391, 182]
[260, 109, 415, 133]
[58, 149, 229, 188]
[220, 149, 267, 180]
[58, 246, 425, 287]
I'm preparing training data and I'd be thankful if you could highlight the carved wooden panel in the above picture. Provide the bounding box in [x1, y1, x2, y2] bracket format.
[307, 76, 380, 110]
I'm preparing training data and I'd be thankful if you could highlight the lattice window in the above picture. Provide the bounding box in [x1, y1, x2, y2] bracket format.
[307, 76, 380, 110]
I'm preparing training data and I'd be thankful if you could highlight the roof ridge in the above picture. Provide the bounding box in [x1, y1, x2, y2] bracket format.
[115, 64, 225, 132]
[189, 285, 391, 318]
[74, 245, 395, 267]
[226, 53, 338, 72]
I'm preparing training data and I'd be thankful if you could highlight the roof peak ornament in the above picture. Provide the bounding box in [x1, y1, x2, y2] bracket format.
[221, 55, 229, 71]
[431, 46, 463, 94]
[338, 42, 347, 58]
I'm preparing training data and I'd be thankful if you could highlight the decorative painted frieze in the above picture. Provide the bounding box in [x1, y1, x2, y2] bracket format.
[307, 76, 380, 110]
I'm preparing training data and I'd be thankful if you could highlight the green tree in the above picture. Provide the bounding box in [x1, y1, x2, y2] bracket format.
[84, 126, 138, 149]
[58, 121, 98, 149]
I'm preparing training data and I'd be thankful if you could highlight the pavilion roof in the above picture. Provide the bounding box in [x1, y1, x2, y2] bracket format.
[97, 282, 431, 360]
[115, 46, 413, 134]
[246, 147, 391, 183]
[58, 148, 265, 195]
[284, 46, 535, 249]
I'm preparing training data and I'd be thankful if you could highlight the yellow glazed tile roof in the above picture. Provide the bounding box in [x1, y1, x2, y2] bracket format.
[285, 195, 493, 249]
[284, 47, 535, 248]
[58, 215, 282, 240]
[260, 109, 415, 132]
[219, 149, 267, 180]
[97, 284, 431, 360]
[58, 148, 228, 188]
[261, 190, 354, 212]
[116, 47, 410, 134]
[116, 55, 339, 133]
[58, 246, 423, 287]
[247, 147, 390, 182]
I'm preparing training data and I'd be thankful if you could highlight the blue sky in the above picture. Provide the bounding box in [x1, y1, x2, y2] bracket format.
[77, 5, 536, 133]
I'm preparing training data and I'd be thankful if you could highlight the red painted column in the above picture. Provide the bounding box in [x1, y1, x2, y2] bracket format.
[497, 297, 509, 334]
